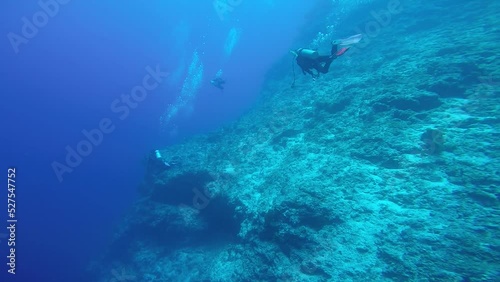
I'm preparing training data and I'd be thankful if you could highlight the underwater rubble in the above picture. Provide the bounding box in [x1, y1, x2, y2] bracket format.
[92, 0, 499, 281]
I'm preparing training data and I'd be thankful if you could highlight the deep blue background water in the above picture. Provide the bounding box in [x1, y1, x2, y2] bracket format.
[1, 0, 321, 280]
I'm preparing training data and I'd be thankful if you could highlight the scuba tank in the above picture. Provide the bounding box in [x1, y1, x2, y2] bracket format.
[296, 48, 319, 59]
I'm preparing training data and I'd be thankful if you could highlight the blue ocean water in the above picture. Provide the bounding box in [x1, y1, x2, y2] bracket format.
[1, 1, 318, 281]
[1, 0, 499, 281]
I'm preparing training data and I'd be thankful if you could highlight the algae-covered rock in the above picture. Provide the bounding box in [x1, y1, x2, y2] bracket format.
[92, 0, 500, 281]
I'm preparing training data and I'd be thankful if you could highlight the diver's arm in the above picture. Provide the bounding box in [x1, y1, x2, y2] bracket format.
[299, 64, 313, 76]
[297, 57, 314, 77]
[304, 68, 315, 77]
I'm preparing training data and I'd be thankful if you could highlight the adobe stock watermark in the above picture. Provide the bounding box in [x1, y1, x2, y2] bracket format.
[7, 0, 72, 54]
[51, 65, 169, 183]
[213, 0, 243, 21]
[348, 0, 403, 55]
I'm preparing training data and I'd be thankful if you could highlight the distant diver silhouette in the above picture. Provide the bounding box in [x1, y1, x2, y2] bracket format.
[211, 77, 226, 90]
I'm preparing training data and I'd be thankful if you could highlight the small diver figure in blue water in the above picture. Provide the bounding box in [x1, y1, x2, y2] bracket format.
[211, 77, 226, 90]
[149, 150, 178, 172]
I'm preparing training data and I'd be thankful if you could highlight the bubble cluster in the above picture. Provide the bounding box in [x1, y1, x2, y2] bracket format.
[224, 27, 242, 57]
[160, 51, 204, 130]
[310, 0, 375, 48]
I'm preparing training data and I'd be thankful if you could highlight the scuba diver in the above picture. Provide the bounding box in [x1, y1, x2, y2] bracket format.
[293, 43, 349, 79]
[291, 34, 362, 80]
[211, 77, 226, 90]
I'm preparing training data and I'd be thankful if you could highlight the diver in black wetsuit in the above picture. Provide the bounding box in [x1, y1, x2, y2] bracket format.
[211, 77, 226, 90]
[295, 43, 349, 79]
